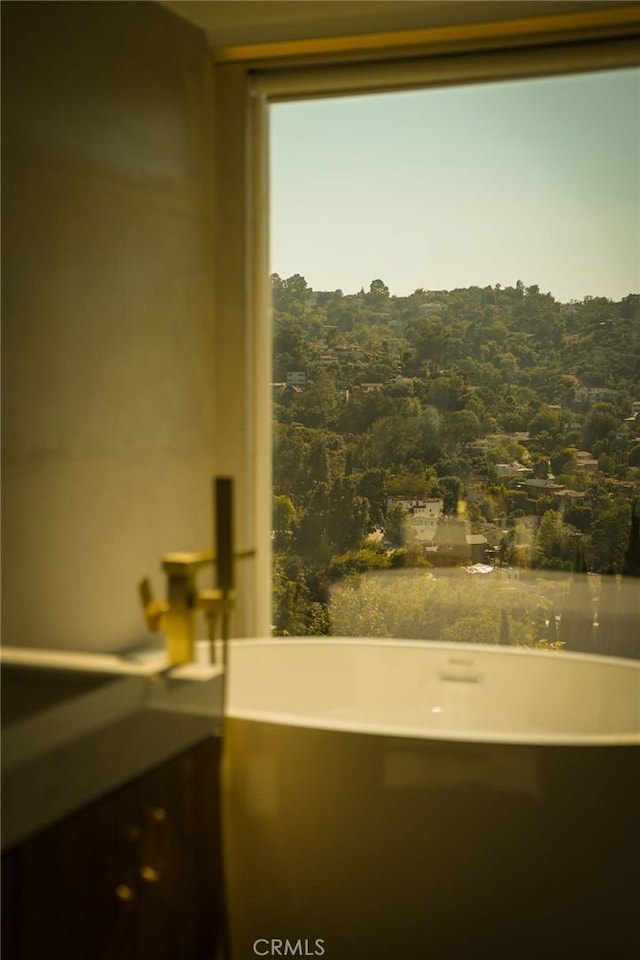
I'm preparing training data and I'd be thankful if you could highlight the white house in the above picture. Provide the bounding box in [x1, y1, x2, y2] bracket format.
[386, 497, 444, 543]
[574, 386, 617, 405]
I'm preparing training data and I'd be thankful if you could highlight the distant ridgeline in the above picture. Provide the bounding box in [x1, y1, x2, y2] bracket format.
[271, 274, 640, 653]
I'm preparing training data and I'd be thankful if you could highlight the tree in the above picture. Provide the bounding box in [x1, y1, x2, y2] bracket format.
[385, 502, 411, 546]
[528, 406, 561, 437]
[438, 476, 464, 514]
[359, 408, 424, 471]
[551, 447, 577, 477]
[368, 278, 390, 305]
[597, 453, 616, 475]
[308, 435, 331, 484]
[273, 495, 298, 551]
[273, 422, 312, 499]
[272, 556, 312, 636]
[336, 389, 393, 436]
[589, 496, 632, 573]
[328, 477, 370, 552]
[357, 468, 388, 528]
[387, 472, 435, 500]
[534, 510, 575, 569]
[293, 370, 341, 428]
[530, 454, 551, 479]
[442, 409, 482, 453]
[296, 482, 332, 567]
[327, 545, 391, 579]
[425, 375, 467, 413]
[406, 316, 448, 373]
[283, 273, 311, 300]
[582, 402, 618, 451]
[270, 273, 284, 305]
[628, 444, 640, 468]
[273, 315, 309, 380]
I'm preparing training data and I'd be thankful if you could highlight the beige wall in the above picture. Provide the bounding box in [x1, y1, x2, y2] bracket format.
[2, 1, 219, 652]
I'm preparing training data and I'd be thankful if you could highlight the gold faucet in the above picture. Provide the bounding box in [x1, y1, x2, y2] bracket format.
[139, 478, 251, 666]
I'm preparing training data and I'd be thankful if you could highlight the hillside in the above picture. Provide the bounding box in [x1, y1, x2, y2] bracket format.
[271, 274, 640, 649]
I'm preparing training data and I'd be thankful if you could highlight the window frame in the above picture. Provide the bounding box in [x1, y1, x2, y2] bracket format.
[211, 9, 640, 638]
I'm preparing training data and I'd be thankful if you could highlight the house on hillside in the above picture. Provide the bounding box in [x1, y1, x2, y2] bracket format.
[386, 497, 444, 544]
[573, 451, 599, 473]
[419, 302, 445, 316]
[511, 432, 532, 446]
[435, 515, 471, 561]
[272, 382, 304, 398]
[495, 461, 533, 479]
[466, 533, 489, 563]
[519, 478, 564, 495]
[574, 386, 617, 406]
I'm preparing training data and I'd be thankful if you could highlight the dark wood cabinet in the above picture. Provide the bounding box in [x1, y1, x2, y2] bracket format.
[2, 737, 223, 960]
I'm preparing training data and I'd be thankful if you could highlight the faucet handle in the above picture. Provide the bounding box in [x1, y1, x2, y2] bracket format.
[197, 588, 236, 616]
[138, 578, 169, 633]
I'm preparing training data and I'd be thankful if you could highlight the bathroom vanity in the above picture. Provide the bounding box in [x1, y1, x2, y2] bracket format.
[1, 650, 226, 960]
[2, 738, 223, 960]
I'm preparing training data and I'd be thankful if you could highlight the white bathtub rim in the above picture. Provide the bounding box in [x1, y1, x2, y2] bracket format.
[226, 638, 640, 746]
[230, 636, 640, 670]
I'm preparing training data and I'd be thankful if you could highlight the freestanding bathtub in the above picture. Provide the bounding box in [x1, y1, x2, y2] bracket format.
[222, 639, 640, 960]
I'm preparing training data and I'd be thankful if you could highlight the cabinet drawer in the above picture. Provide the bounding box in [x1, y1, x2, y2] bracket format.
[2, 737, 223, 960]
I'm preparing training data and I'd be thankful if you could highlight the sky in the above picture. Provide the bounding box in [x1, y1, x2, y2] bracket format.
[270, 67, 640, 303]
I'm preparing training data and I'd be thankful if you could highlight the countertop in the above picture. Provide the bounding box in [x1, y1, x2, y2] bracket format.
[1, 646, 226, 853]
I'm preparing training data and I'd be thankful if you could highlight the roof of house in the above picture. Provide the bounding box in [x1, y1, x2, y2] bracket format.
[466, 534, 488, 545]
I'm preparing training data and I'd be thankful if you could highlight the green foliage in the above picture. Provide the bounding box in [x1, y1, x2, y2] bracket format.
[328, 477, 370, 552]
[273, 315, 309, 380]
[441, 614, 503, 645]
[528, 406, 561, 437]
[329, 570, 548, 644]
[551, 447, 577, 476]
[628, 444, 640, 467]
[387, 471, 437, 499]
[588, 496, 632, 574]
[273, 495, 298, 551]
[533, 510, 576, 570]
[442, 408, 482, 452]
[384, 503, 411, 547]
[438, 475, 464, 514]
[272, 556, 314, 636]
[582, 403, 619, 451]
[271, 275, 639, 637]
[368, 278, 390, 304]
[327, 545, 391, 579]
[292, 370, 342, 428]
[356, 468, 388, 527]
[389, 547, 432, 569]
[424, 375, 468, 413]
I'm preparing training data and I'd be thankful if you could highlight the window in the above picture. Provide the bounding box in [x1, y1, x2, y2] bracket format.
[269, 65, 639, 655]
[212, 8, 640, 643]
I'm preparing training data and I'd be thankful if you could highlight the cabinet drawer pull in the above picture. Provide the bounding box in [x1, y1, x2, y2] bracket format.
[115, 884, 135, 902]
[149, 806, 167, 822]
[122, 824, 142, 842]
[140, 866, 161, 883]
